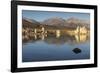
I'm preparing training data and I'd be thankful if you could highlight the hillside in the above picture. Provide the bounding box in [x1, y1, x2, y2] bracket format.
[22, 17, 90, 29]
[22, 18, 41, 29]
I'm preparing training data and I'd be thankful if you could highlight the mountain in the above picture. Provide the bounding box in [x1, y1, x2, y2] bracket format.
[43, 17, 90, 29]
[24, 18, 40, 24]
[22, 18, 41, 28]
[66, 17, 86, 24]
[22, 17, 90, 29]
[42, 17, 66, 26]
[65, 17, 90, 29]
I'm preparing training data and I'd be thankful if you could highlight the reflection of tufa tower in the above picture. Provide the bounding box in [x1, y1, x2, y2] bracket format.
[74, 26, 88, 43]
[75, 34, 87, 43]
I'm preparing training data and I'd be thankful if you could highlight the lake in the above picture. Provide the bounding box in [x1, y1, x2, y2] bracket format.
[22, 29, 90, 62]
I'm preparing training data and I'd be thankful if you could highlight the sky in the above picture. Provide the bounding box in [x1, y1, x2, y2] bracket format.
[22, 10, 90, 22]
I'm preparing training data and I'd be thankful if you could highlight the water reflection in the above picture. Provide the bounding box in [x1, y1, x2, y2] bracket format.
[22, 27, 90, 62]
[22, 28, 90, 45]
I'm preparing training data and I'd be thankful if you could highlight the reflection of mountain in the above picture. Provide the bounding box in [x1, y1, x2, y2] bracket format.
[22, 32, 90, 45]
[43, 35, 75, 45]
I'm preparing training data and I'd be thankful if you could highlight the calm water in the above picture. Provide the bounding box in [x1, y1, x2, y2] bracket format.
[22, 32, 90, 62]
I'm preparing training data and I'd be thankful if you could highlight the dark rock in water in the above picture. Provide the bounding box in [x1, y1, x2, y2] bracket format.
[72, 48, 82, 54]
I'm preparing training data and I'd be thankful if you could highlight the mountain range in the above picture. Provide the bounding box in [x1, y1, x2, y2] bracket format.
[22, 17, 90, 29]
